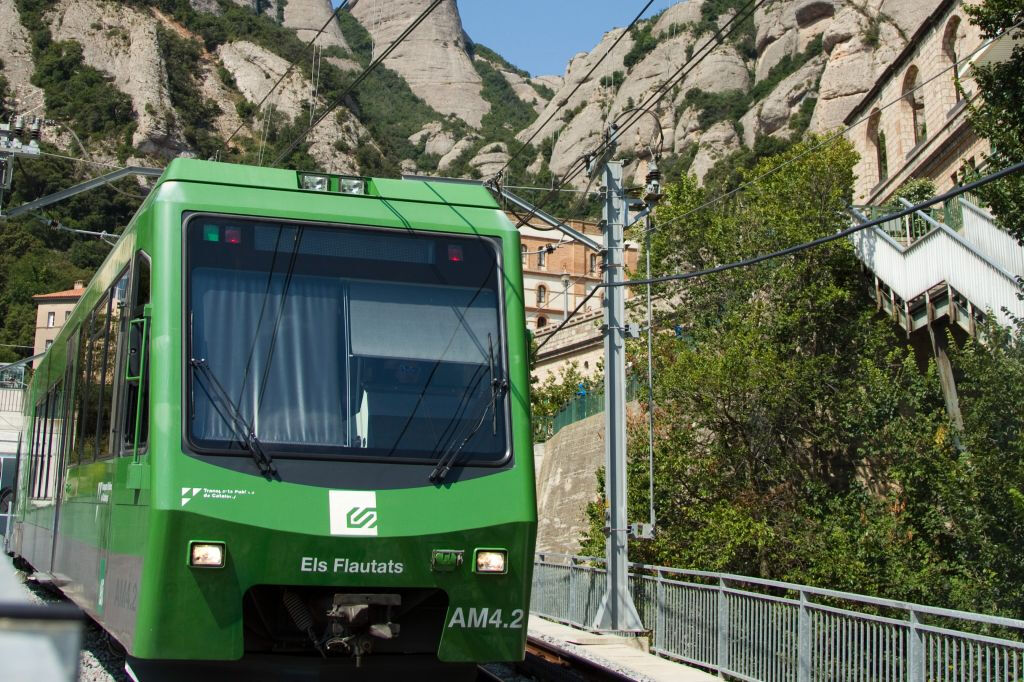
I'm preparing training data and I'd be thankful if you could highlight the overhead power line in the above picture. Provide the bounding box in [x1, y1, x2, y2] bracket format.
[222, 0, 351, 151]
[648, 16, 1024, 233]
[503, 0, 772, 232]
[535, 159, 1024, 347]
[494, 0, 659, 181]
[271, 0, 446, 166]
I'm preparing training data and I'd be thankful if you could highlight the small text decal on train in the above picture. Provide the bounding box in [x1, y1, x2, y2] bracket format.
[329, 490, 378, 536]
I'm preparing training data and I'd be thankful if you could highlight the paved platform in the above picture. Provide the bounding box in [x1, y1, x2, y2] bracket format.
[528, 615, 718, 682]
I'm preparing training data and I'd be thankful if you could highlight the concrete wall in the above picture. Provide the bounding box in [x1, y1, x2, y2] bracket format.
[535, 408, 605, 555]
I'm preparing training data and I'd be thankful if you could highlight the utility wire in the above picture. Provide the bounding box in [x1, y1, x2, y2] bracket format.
[620, 160, 1024, 288]
[505, 0, 771, 232]
[536, 160, 1024, 347]
[648, 16, 1024, 233]
[221, 0, 351, 151]
[493, 0, 659, 181]
[271, 0, 446, 166]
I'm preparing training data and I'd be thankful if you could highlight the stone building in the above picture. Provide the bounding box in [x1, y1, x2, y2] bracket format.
[32, 280, 84, 358]
[518, 216, 639, 382]
[846, 0, 989, 204]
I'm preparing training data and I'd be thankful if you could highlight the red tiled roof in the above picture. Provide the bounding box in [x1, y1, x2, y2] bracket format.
[33, 288, 85, 301]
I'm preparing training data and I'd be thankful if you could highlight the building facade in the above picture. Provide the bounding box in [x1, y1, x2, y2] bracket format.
[518, 217, 639, 333]
[32, 280, 84, 358]
[847, 0, 989, 205]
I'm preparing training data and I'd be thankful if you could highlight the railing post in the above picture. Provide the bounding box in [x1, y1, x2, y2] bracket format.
[717, 578, 729, 677]
[908, 608, 924, 682]
[798, 590, 811, 682]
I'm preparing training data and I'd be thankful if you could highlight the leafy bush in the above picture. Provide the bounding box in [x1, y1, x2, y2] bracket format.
[749, 34, 823, 102]
[623, 22, 659, 69]
[599, 70, 625, 89]
[683, 88, 750, 129]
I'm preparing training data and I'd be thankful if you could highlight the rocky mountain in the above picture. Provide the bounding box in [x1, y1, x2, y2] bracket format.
[0, 0, 939, 194]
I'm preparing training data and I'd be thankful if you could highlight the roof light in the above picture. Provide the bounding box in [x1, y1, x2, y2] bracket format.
[189, 541, 226, 568]
[340, 177, 365, 195]
[300, 173, 330, 192]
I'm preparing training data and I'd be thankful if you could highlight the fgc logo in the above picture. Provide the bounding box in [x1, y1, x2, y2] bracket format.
[329, 490, 378, 536]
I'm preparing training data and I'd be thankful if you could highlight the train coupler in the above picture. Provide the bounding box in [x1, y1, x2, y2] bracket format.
[324, 593, 401, 666]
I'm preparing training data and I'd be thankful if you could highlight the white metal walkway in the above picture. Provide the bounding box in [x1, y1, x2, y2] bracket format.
[850, 198, 1024, 336]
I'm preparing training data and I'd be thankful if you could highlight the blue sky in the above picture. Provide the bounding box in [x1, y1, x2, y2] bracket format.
[335, 1, 678, 78]
[458, 1, 677, 76]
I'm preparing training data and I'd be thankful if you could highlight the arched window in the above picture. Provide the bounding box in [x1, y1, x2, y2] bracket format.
[537, 248, 547, 268]
[536, 285, 547, 305]
[589, 253, 597, 273]
[867, 109, 887, 184]
[536, 316, 547, 328]
[943, 16, 963, 102]
[521, 244, 528, 266]
[902, 66, 926, 148]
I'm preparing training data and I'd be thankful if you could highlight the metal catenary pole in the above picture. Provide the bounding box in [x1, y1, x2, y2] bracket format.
[592, 158, 644, 632]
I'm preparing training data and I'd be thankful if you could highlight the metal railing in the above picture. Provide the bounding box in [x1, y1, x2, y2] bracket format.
[533, 376, 639, 443]
[532, 554, 1024, 681]
[0, 387, 24, 414]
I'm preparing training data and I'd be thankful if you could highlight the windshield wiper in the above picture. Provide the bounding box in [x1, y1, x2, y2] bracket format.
[429, 336, 507, 484]
[190, 358, 278, 478]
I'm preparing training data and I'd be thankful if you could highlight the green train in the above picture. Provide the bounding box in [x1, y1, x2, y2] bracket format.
[6, 159, 537, 679]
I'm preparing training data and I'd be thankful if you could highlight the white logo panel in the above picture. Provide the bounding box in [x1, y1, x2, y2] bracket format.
[329, 490, 378, 536]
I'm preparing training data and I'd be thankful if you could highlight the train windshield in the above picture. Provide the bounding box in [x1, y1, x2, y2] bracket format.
[186, 216, 508, 465]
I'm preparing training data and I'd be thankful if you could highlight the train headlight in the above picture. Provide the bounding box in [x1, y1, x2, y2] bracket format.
[300, 173, 330, 192]
[474, 549, 507, 574]
[189, 541, 226, 568]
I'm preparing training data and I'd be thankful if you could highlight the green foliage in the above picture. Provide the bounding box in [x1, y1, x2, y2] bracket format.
[336, 9, 373, 63]
[0, 153, 141, 362]
[623, 22, 659, 69]
[599, 70, 625, 89]
[749, 34, 823, 102]
[472, 43, 529, 78]
[155, 25, 222, 159]
[275, 0, 285, 24]
[0, 59, 9, 120]
[689, 0, 757, 55]
[682, 88, 748, 129]
[529, 360, 600, 442]
[964, 0, 1024, 243]
[473, 57, 538, 144]
[580, 137, 1024, 615]
[788, 96, 817, 136]
[530, 80, 555, 101]
[17, 0, 135, 147]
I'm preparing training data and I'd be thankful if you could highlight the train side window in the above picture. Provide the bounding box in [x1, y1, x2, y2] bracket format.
[121, 253, 151, 453]
[98, 270, 130, 458]
[64, 331, 81, 466]
[74, 326, 90, 465]
[30, 397, 46, 498]
[79, 294, 108, 461]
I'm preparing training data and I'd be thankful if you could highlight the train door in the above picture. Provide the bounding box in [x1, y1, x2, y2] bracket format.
[47, 331, 79, 573]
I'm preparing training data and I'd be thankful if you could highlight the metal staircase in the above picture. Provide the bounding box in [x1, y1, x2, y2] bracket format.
[849, 197, 1024, 337]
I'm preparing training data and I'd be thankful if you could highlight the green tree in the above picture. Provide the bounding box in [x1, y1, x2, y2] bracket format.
[964, 0, 1024, 242]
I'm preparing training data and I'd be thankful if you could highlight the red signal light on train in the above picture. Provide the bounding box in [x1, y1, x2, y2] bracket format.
[448, 245, 463, 262]
[225, 228, 242, 245]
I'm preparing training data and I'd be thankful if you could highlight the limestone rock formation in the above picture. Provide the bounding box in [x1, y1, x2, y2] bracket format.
[690, 121, 740, 183]
[349, 0, 489, 127]
[469, 141, 509, 178]
[282, 0, 348, 51]
[438, 135, 479, 171]
[217, 41, 366, 172]
[409, 121, 457, 158]
[48, 0, 186, 156]
[0, 0, 44, 114]
[741, 55, 825, 146]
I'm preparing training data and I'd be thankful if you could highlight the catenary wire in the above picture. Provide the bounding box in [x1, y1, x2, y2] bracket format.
[221, 0, 351, 151]
[493, 0, 659, 181]
[271, 0, 446, 166]
[536, 160, 1024, 349]
[646, 16, 1024, 233]
[504, 0, 772, 232]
